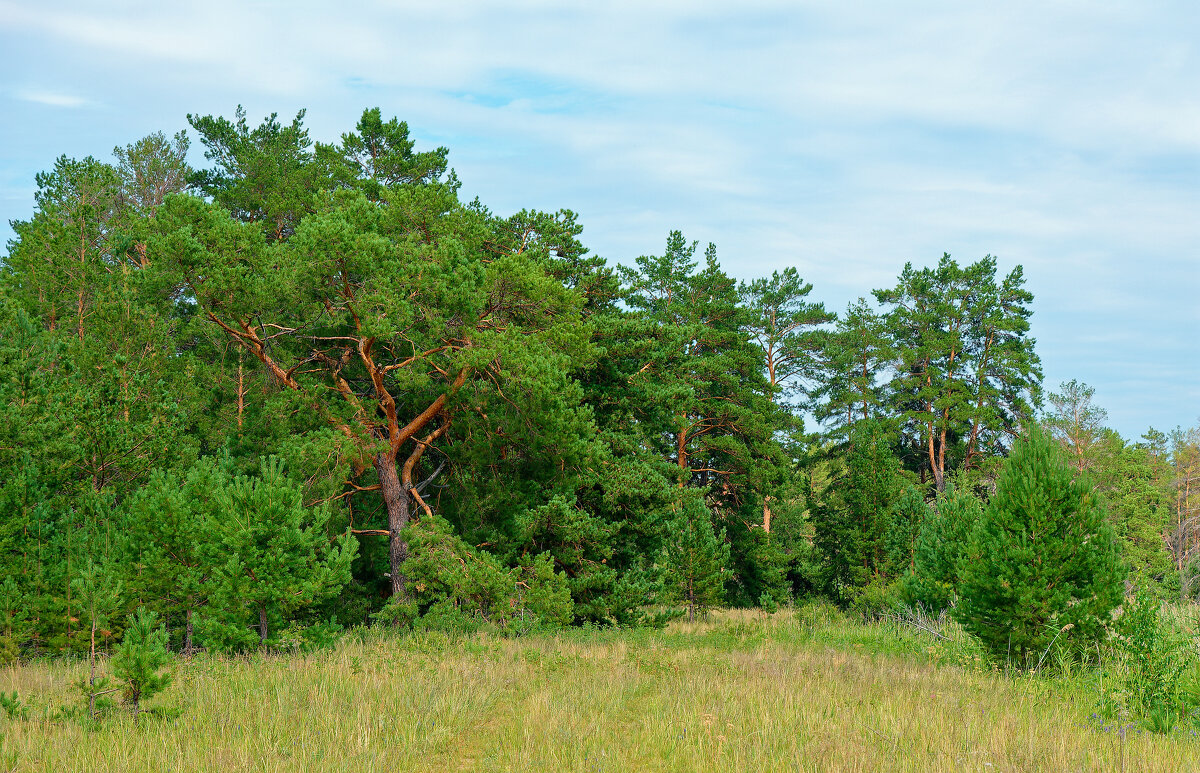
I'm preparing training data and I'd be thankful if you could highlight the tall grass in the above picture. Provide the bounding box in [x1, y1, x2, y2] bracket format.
[2, 607, 1198, 771]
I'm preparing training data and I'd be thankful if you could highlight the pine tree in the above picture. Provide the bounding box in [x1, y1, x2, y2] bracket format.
[315, 107, 449, 202]
[739, 268, 832, 406]
[1044, 379, 1108, 475]
[122, 459, 227, 654]
[1091, 430, 1175, 598]
[202, 457, 356, 650]
[187, 106, 323, 242]
[903, 483, 982, 611]
[616, 232, 789, 607]
[957, 428, 1125, 665]
[1169, 424, 1200, 594]
[617, 232, 785, 500]
[814, 298, 893, 445]
[811, 420, 903, 603]
[883, 485, 930, 578]
[661, 495, 730, 622]
[874, 255, 1040, 490]
[156, 109, 594, 601]
[71, 559, 122, 717]
[0, 452, 45, 659]
[0, 577, 26, 665]
[111, 607, 171, 720]
[112, 130, 191, 218]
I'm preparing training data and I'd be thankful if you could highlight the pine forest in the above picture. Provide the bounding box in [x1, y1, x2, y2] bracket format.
[1, 108, 1199, 765]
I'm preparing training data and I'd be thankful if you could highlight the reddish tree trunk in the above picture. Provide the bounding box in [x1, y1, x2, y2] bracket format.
[677, 421, 689, 487]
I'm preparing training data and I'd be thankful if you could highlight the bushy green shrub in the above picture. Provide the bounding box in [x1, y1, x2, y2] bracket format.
[848, 576, 904, 622]
[0, 635, 17, 668]
[1099, 595, 1200, 732]
[791, 598, 845, 630]
[273, 618, 345, 653]
[375, 516, 573, 635]
[412, 602, 485, 636]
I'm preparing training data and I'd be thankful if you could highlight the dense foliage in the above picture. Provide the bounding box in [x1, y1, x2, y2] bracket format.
[956, 428, 1125, 663]
[0, 106, 1195, 658]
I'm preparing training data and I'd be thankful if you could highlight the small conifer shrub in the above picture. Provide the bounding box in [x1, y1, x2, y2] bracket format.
[112, 607, 172, 719]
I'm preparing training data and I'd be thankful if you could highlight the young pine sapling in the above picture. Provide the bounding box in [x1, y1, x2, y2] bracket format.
[71, 559, 122, 718]
[111, 607, 171, 720]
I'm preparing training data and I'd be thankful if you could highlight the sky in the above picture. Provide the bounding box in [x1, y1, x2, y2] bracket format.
[1, 0, 1197, 438]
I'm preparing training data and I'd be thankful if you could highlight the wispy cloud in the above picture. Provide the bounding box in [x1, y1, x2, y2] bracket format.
[0, 0, 1196, 435]
[14, 89, 91, 108]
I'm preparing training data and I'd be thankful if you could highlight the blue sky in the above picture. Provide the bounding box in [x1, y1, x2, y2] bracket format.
[1, 1, 1197, 438]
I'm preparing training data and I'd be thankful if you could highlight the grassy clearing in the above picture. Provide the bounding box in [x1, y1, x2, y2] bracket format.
[1, 606, 1198, 772]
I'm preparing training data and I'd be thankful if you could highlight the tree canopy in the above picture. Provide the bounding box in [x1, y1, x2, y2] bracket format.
[0, 105, 1189, 657]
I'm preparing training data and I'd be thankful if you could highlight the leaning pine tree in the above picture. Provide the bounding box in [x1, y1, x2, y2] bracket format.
[956, 427, 1125, 666]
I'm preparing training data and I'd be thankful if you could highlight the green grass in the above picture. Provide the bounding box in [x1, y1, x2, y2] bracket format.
[2, 606, 1199, 772]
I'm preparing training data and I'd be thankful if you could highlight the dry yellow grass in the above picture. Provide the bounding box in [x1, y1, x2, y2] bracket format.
[1, 608, 1197, 772]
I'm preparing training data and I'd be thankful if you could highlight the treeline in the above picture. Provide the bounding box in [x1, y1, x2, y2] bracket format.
[0, 107, 1197, 657]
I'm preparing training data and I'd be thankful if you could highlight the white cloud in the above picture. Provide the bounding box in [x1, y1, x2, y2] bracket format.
[0, 0, 1196, 435]
[13, 88, 90, 108]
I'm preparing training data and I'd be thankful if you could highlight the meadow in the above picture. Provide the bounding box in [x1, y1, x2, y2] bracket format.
[1, 606, 1198, 773]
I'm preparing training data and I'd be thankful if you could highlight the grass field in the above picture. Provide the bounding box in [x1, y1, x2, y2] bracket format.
[1, 606, 1198, 772]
